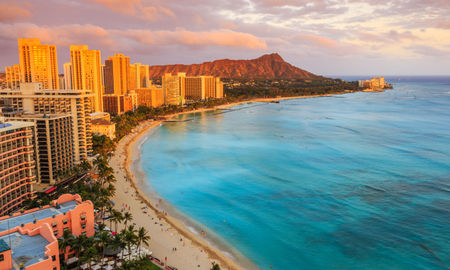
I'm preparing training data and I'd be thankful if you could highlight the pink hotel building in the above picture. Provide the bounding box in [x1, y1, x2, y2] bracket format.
[0, 193, 94, 269]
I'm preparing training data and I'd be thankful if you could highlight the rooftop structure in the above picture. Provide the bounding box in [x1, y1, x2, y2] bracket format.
[0, 194, 95, 270]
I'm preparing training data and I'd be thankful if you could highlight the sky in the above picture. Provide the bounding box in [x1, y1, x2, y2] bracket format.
[0, 0, 449, 76]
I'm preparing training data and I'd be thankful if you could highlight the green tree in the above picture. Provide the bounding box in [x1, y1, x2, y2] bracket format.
[137, 227, 151, 257]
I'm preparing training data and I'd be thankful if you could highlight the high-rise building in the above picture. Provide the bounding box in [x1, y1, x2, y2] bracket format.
[70, 45, 103, 112]
[215, 77, 224, 98]
[184, 75, 224, 101]
[5, 64, 20, 89]
[0, 83, 93, 164]
[129, 63, 151, 90]
[135, 86, 163, 108]
[162, 73, 185, 105]
[18, 38, 59, 89]
[63, 62, 72, 90]
[104, 53, 130, 95]
[0, 118, 36, 215]
[6, 114, 74, 185]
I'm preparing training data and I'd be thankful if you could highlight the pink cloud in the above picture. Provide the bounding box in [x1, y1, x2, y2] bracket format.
[122, 28, 268, 49]
[0, 1, 31, 22]
[0, 23, 267, 51]
[0, 23, 117, 50]
[86, 0, 174, 21]
[293, 34, 339, 48]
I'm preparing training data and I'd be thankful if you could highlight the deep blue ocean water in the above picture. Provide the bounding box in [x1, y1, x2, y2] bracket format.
[140, 77, 450, 270]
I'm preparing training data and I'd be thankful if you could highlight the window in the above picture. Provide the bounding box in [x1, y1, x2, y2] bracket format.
[62, 218, 68, 224]
[0, 254, 4, 261]
[52, 222, 57, 228]
[52, 255, 56, 261]
[81, 224, 86, 229]
[53, 230, 58, 236]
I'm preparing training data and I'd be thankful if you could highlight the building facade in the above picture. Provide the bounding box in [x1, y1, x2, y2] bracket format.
[129, 63, 151, 90]
[0, 83, 93, 164]
[6, 114, 74, 185]
[162, 73, 185, 105]
[0, 193, 95, 269]
[70, 45, 103, 112]
[18, 38, 59, 89]
[184, 75, 224, 101]
[103, 93, 137, 115]
[63, 63, 72, 90]
[135, 86, 163, 108]
[104, 53, 130, 95]
[0, 119, 36, 215]
[91, 119, 116, 139]
[5, 64, 20, 90]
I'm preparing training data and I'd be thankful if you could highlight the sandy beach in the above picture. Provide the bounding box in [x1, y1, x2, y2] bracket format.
[111, 120, 247, 270]
[110, 92, 355, 270]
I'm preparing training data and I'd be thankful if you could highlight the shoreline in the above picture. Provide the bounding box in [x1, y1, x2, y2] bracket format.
[110, 91, 357, 270]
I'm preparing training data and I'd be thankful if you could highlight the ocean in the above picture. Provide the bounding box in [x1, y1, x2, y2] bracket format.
[139, 76, 450, 269]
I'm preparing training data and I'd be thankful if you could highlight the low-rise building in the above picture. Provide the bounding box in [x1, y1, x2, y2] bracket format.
[91, 119, 116, 139]
[0, 193, 95, 269]
[103, 93, 137, 115]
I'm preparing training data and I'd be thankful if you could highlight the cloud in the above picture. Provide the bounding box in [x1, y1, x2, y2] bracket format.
[121, 28, 268, 49]
[0, 1, 31, 22]
[293, 34, 338, 48]
[0, 23, 267, 52]
[86, 0, 174, 21]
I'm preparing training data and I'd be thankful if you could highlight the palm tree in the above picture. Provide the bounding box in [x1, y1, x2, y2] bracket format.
[97, 230, 111, 261]
[123, 212, 133, 227]
[71, 234, 89, 267]
[110, 233, 126, 267]
[121, 226, 137, 261]
[81, 246, 99, 270]
[111, 210, 123, 232]
[58, 230, 75, 264]
[136, 227, 150, 257]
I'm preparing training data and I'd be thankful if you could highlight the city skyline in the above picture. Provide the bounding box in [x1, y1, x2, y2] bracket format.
[0, 0, 449, 76]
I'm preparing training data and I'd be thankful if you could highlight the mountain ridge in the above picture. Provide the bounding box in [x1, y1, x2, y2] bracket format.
[148, 53, 323, 79]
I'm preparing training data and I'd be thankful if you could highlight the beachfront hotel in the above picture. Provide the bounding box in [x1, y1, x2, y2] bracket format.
[162, 73, 185, 105]
[135, 86, 164, 108]
[0, 83, 93, 164]
[70, 45, 104, 113]
[18, 38, 59, 90]
[0, 193, 95, 269]
[0, 119, 36, 216]
[184, 75, 224, 101]
[5, 114, 74, 185]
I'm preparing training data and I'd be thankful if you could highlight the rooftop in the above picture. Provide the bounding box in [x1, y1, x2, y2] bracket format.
[0, 200, 78, 232]
[0, 232, 49, 267]
[92, 119, 113, 125]
[0, 120, 34, 133]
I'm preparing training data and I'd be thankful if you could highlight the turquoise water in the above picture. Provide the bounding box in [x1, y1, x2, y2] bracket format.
[140, 78, 450, 269]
